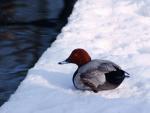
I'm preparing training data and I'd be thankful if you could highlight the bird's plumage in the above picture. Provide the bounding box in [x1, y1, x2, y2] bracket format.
[59, 48, 129, 93]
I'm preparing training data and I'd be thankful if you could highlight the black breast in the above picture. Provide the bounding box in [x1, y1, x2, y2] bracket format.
[72, 69, 79, 88]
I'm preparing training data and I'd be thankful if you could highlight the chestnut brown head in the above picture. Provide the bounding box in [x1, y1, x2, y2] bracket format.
[58, 48, 91, 67]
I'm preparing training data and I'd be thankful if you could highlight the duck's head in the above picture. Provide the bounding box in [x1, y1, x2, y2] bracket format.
[58, 48, 91, 67]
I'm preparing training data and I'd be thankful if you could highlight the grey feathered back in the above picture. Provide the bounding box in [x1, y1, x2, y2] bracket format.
[78, 59, 121, 74]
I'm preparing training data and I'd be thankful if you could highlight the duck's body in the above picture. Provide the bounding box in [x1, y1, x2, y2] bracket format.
[73, 59, 128, 92]
[59, 48, 129, 93]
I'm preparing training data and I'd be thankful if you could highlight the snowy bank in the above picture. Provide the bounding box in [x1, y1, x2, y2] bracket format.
[1, 0, 150, 113]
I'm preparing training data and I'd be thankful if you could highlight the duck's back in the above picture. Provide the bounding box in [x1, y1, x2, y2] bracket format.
[78, 59, 121, 73]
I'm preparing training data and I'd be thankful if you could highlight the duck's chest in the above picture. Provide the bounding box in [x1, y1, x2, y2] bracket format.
[73, 72, 90, 90]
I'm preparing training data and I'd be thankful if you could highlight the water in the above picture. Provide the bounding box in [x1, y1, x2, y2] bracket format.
[0, 0, 76, 106]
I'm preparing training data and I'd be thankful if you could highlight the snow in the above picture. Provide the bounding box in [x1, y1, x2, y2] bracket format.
[1, 0, 150, 113]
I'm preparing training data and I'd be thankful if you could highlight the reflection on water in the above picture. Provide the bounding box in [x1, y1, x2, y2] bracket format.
[0, 0, 76, 106]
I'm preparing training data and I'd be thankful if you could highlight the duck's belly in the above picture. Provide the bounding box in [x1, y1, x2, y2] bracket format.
[73, 74, 91, 90]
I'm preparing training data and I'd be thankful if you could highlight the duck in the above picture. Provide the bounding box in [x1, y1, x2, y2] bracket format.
[58, 48, 129, 93]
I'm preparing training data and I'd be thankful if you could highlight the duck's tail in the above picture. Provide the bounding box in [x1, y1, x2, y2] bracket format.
[114, 66, 130, 78]
[124, 71, 130, 78]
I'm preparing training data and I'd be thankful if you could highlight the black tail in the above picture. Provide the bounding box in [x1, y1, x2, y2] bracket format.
[114, 66, 130, 78]
[122, 70, 130, 78]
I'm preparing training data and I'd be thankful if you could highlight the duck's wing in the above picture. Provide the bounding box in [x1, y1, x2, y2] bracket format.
[80, 69, 106, 92]
[80, 68, 124, 92]
[80, 70, 119, 92]
[77, 60, 117, 89]
[97, 61, 121, 73]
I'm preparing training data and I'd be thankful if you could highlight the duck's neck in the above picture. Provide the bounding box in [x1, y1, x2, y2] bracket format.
[77, 58, 91, 67]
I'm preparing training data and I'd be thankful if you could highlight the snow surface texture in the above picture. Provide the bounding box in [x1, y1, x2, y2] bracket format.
[1, 0, 150, 113]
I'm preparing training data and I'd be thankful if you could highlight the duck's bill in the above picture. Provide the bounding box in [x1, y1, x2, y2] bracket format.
[58, 60, 68, 65]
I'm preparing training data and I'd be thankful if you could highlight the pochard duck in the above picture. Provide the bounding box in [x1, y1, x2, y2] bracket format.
[58, 48, 129, 93]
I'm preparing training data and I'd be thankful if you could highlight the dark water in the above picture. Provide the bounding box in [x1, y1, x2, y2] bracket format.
[0, 0, 76, 106]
